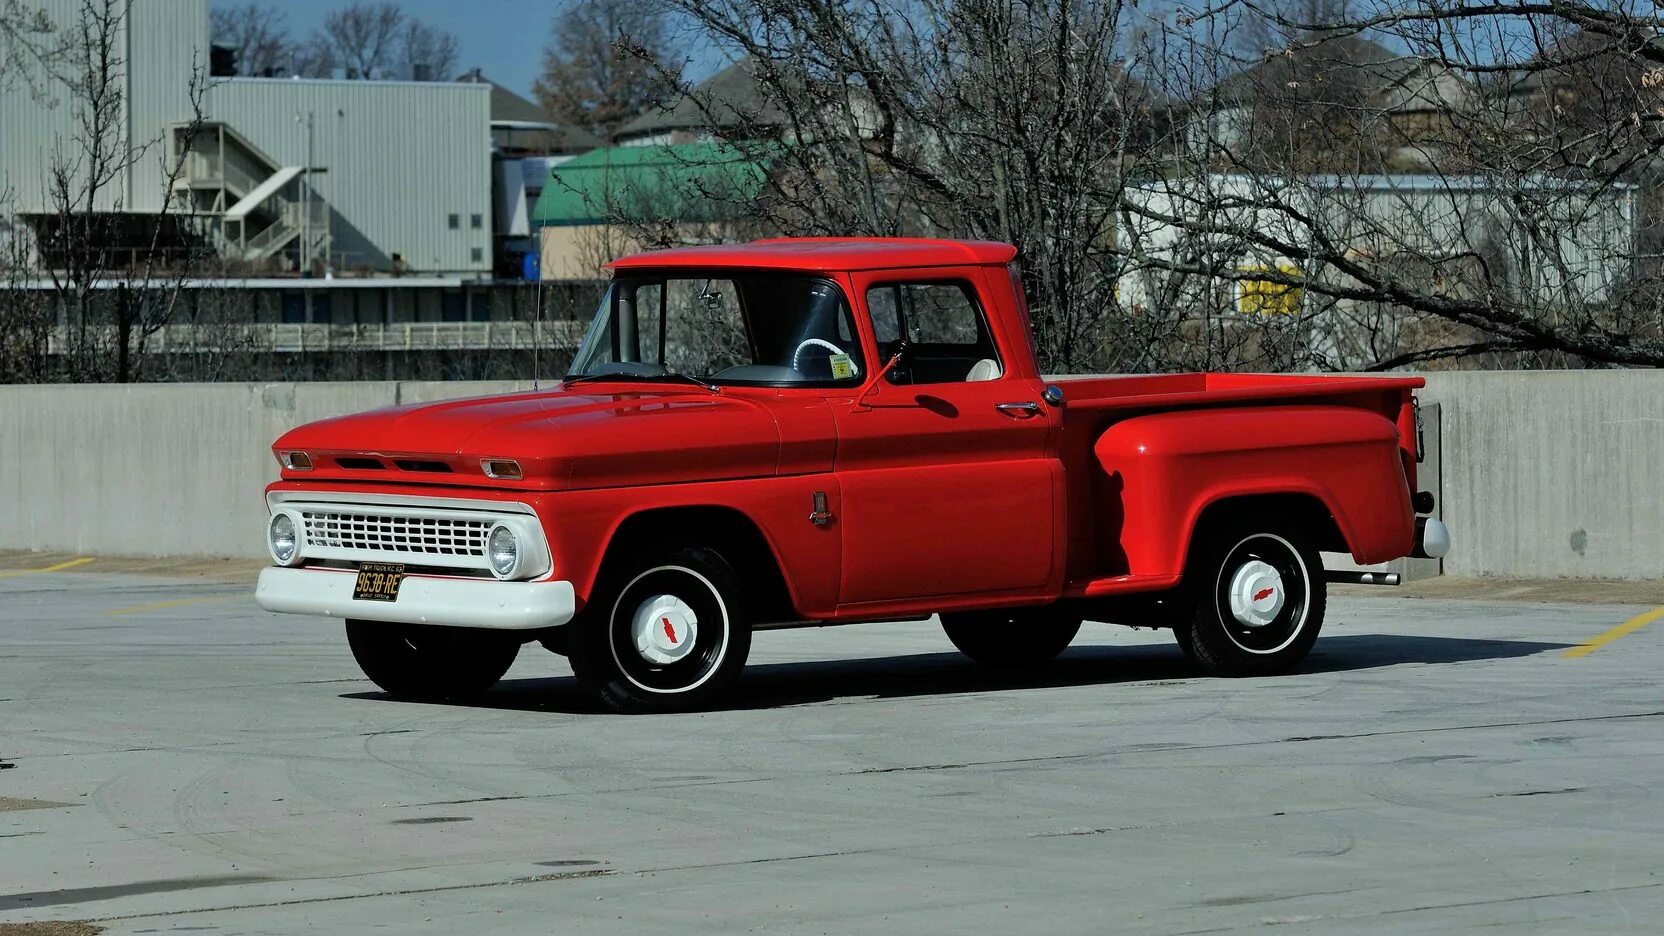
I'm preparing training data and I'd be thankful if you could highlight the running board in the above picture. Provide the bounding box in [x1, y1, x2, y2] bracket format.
[1325, 570, 1400, 586]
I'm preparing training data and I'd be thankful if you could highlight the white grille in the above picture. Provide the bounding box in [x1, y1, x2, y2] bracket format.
[302, 509, 491, 559]
[285, 501, 537, 572]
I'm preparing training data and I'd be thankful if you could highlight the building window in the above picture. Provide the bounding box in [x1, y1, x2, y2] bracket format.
[470, 213, 483, 230]
[448, 213, 459, 230]
[471, 247, 484, 263]
[442, 291, 465, 322]
[281, 292, 306, 324]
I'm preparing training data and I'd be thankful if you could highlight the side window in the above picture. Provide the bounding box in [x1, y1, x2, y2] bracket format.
[864, 280, 1001, 384]
[867, 285, 902, 345]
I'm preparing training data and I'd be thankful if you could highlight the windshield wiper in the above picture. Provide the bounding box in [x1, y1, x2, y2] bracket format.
[560, 370, 719, 393]
[655, 370, 721, 393]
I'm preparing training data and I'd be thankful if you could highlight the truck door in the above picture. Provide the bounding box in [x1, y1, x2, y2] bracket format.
[830, 268, 1059, 607]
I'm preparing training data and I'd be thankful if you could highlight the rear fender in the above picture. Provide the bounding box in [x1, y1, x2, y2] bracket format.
[1093, 405, 1415, 579]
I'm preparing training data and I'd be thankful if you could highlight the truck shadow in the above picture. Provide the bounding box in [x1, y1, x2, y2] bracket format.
[343, 633, 1571, 714]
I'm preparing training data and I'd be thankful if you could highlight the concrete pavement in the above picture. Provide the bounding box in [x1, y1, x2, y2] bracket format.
[2, 567, 1662, 934]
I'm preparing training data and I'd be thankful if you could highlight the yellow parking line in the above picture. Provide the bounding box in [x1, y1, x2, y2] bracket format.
[1564, 606, 1664, 659]
[0, 557, 95, 579]
[108, 596, 233, 617]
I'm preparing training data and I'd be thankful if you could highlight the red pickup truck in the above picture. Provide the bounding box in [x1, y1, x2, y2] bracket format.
[255, 238, 1448, 713]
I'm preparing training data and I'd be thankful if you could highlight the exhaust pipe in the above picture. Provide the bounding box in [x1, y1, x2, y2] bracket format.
[1326, 570, 1401, 586]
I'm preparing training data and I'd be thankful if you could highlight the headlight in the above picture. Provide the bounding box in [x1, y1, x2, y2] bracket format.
[487, 524, 520, 579]
[268, 512, 301, 566]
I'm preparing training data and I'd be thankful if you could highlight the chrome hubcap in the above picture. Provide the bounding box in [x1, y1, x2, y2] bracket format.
[1227, 559, 1285, 628]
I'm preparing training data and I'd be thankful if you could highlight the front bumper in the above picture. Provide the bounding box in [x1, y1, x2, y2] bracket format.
[255, 567, 576, 630]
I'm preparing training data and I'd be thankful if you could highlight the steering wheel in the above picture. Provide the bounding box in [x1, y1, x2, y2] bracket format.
[791, 338, 859, 377]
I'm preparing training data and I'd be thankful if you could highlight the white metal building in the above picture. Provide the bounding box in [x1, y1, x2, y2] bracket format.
[1, 0, 491, 278]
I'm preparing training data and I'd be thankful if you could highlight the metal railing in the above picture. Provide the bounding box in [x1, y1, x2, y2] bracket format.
[47, 321, 589, 355]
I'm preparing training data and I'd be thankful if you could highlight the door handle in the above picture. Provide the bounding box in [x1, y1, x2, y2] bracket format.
[996, 401, 1041, 417]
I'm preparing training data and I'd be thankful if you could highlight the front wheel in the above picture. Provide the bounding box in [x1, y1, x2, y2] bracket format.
[568, 545, 752, 714]
[1179, 522, 1326, 677]
[346, 621, 520, 701]
[940, 608, 1082, 667]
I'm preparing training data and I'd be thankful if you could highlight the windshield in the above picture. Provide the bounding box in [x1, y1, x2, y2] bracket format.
[566, 273, 867, 386]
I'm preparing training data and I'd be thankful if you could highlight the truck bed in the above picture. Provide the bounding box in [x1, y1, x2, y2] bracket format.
[1048, 372, 1425, 594]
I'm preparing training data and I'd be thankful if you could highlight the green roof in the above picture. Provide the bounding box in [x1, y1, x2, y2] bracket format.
[533, 142, 775, 227]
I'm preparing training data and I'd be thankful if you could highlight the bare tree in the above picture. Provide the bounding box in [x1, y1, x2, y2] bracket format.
[209, 2, 295, 77]
[534, 0, 678, 141]
[0, 185, 53, 382]
[1, 0, 68, 97]
[298, 1, 458, 81]
[650, 0, 1664, 372]
[24, 0, 209, 382]
[396, 18, 458, 81]
[301, 1, 402, 79]
[649, 0, 1158, 373]
[1121, 0, 1664, 370]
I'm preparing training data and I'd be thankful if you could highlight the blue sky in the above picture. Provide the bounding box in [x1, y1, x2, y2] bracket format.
[212, 0, 551, 97]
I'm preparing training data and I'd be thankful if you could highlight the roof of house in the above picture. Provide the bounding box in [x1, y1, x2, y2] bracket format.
[532, 142, 776, 227]
[608, 238, 1019, 273]
[616, 58, 782, 141]
[1209, 35, 1421, 105]
[457, 70, 602, 152]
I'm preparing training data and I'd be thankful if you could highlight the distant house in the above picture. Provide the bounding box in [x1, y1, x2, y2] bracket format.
[615, 59, 784, 147]
[1184, 35, 1474, 172]
[1116, 172, 1635, 321]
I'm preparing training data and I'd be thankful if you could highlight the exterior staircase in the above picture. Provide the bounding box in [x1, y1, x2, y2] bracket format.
[170, 122, 330, 272]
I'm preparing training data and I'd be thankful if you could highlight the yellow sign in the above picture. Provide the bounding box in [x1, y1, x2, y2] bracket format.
[1238, 264, 1304, 315]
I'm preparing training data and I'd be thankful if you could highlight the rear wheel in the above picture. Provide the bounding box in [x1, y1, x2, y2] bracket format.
[567, 545, 752, 714]
[940, 608, 1082, 667]
[1179, 520, 1325, 677]
[346, 621, 519, 701]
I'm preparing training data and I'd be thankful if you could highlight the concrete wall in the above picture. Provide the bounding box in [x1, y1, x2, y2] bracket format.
[1, 371, 1661, 579]
[1421, 370, 1664, 579]
[0, 381, 522, 559]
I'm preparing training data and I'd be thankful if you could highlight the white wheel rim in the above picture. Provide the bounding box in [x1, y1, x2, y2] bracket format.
[1212, 533, 1312, 656]
[608, 565, 731, 695]
[1227, 559, 1285, 627]
[631, 594, 699, 665]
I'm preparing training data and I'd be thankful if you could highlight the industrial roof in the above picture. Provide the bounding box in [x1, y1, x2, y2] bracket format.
[608, 238, 1020, 272]
[532, 142, 775, 227]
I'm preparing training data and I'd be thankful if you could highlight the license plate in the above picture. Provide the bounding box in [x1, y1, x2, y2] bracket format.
[353, 562, 404, 602]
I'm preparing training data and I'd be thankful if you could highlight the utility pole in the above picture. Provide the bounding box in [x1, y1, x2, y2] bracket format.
[296, 110, 315, 277]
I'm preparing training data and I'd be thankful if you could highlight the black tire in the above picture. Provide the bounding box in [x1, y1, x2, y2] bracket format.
[940, 607, 1082, 667]
[567, 545, 752, 714]
[1179, 518, 1326, 677]
[345, 620, 519, 701]
[1172, 622, 1199, 665]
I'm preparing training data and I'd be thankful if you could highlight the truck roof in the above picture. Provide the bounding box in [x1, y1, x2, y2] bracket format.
[606, 238, 1019, 273]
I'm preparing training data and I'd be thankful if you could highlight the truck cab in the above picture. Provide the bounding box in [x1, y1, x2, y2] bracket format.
[256, 238, 1448, 713]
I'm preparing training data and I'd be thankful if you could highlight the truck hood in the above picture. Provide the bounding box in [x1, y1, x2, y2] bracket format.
[272, 386, 784, 490]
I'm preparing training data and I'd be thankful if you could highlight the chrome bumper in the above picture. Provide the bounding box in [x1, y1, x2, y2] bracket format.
[255, 567, 576, 630]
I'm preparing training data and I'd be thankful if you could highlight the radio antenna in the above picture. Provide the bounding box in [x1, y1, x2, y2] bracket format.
[532, 254, 543, 391]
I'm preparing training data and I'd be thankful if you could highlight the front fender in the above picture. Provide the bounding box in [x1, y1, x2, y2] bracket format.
[1094, 405, 1415, 579]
